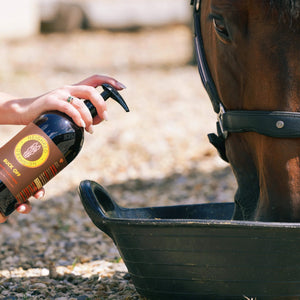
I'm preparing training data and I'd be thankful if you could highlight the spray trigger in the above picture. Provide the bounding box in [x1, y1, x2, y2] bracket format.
[100, 83, 129, 112]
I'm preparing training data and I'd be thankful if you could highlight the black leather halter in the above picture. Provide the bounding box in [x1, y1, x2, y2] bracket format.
[191, 0, 300, 162]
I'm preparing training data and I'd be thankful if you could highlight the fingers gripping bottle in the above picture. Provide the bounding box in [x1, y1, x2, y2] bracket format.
[0, 84, 129, 216]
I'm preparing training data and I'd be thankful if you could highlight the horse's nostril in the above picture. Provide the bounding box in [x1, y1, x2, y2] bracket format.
[276, 120, 285, 129]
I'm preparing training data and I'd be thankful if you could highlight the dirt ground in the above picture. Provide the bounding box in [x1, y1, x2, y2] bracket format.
[0, 25, 236, 299]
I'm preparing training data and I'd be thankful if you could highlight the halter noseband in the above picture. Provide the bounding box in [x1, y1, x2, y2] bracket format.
[191, 0, 300, 162]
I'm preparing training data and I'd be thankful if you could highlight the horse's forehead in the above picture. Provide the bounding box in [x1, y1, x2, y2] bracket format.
[209, 0, 300, 32]
[209, 0, 246, 10]
[209, 0, 268, 20]
[210, 0, 241, 8]
[210, 0, 274, 13]
[210, 0, 300, 19]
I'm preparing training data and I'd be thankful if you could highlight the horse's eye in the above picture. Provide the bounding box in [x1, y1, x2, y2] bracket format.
[213, 17, 229, 40]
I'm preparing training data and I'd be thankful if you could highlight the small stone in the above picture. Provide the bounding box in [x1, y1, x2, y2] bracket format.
[2, 282, 11, 289]
[56, 285, 68, 293]
[13, 286, 26, 293]
[77, 296, 89, 300]
[49, 261, 58, 279]
[66, 274, 76, 282]
[31, 290, 41, 295]
[123, 273, 131, 280]
[32, 282, 47, 289]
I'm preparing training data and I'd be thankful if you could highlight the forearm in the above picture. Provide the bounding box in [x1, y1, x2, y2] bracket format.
[0, 75, 126, 128]
[0, 93, 33, 125]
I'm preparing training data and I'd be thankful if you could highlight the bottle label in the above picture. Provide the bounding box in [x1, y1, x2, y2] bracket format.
[0, 123, 67, 203]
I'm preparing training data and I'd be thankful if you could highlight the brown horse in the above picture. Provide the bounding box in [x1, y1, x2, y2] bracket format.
[193, 0, 300, 221]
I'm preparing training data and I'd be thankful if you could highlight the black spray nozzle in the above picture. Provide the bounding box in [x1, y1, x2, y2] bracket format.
[84, 83, 129, 118]
[101, 83, 129, 112]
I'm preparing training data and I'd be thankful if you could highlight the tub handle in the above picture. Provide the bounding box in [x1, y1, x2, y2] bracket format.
[79, 180, 117, 239]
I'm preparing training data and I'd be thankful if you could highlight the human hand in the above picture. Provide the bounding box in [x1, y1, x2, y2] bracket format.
[0, 188, 44, 223]
[0, 74, 126, 222]
[13, 74, 126, 134]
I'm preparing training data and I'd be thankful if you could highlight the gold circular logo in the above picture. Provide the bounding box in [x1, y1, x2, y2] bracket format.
[14, 134, 49, 168]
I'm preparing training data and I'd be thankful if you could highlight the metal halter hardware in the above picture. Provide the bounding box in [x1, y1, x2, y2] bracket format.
[191, 0, 300, 162]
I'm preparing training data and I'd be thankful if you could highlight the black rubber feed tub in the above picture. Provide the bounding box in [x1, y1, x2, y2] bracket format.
[79, 180, 300, 300]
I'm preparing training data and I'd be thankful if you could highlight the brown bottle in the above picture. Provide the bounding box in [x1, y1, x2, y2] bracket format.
[0, 84, 129, 216]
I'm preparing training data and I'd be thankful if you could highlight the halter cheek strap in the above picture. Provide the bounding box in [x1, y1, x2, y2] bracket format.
[191, 0, 300, 163]
[193, 1, 221, 114]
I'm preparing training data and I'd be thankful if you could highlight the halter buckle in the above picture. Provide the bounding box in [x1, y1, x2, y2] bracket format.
[217, 104, 228, 139]
[191, 0, 200, 11]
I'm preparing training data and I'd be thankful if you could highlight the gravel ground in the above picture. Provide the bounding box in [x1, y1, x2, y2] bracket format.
[0, 25, 236, 299]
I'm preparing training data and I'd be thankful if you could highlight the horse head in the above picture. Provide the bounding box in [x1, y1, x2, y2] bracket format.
[193, 0, 300, 221]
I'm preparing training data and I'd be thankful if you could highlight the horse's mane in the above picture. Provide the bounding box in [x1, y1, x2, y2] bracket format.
[268, 0, 300, 20]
